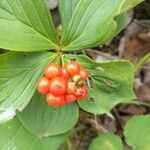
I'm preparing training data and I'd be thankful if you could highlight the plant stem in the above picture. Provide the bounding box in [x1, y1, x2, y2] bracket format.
[87, 118, 108, 133]
[66, 138, 72, 150]
[134, 52, 150, 73]
[94, 114, 99, 130]
[60, 54, 65, 66]
[131, 101, 150, 108]
[87, 78, 91, 89]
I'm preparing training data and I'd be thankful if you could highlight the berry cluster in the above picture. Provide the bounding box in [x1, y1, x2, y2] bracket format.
[37, 60, 89, 106]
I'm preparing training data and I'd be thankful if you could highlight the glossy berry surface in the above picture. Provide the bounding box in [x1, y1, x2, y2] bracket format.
[65, 94, 76, 103]
[46, 93, 65, 106]
[61, 66, 70, 78]
[79, 68, 89, 80]
[66, 61, 80, 76]
[49, 77, 67, 96]
[37, 77, 50, 95]
[44, 64, 62, 79]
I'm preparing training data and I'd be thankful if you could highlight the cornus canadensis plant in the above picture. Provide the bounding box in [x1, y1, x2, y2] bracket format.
[0, 0, 147, 150]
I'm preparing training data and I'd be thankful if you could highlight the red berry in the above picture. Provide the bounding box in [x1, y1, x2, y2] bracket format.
[49, 77, 67, 96]
[65, 94, 76, 103]
[46, 93, 65, 106]
[67, 82, 77, 95]
[44, 64, 62, 79]
[37, 77, 50, 95]
[76, 85, 88, 99]
[66, 61, 80, 76]
[79, 68, 89, 80]
[62, 66, 70, 78]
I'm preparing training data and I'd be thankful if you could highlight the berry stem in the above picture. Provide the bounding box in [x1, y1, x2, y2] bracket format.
[60, 54, 65, 67]
[86, 78, 91, 89]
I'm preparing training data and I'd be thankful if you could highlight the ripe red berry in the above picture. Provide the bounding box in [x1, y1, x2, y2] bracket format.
[66, 61, 80, 76]
[67, 82, 77, 95]
[61, 66, 70, 79]
[65, 94, 76, 103]
[79, 68, 89, 80]
[37, 77, 50, 95]
[38, 61, 90, 106]
[44, 64, 62, 79]
[46, 93, 65, 106]
[76, 85, 88, 99]
[49, 77, 67, 96]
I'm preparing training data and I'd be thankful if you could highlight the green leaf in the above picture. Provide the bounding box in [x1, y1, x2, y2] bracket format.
[0, 117, 67, 150]
[18, 92, 79, 138]
[114, 12, 128, 35]
[58, 0, 143, 51]
[0, 52, 57, 123]
[89, 133, 123, 150]
[124, 115, 150, 150]
[117, 0, 144, 15]
[64, 55, 135, 114]
[0, 0, 58, 51]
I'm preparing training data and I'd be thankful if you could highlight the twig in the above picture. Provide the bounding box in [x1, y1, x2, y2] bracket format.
[131, 101, 150, 108]
[85, 49, 118, 60]
[112, 108, 124, 132]
[106, 112, 115, 120]
[94, 114, 99, 130]
[86, 118, 108, 133]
